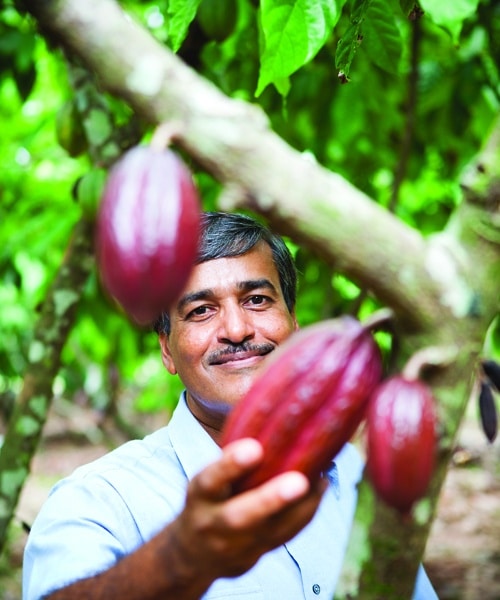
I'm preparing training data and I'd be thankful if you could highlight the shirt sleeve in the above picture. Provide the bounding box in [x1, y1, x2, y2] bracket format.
[22, 475, 141, 600]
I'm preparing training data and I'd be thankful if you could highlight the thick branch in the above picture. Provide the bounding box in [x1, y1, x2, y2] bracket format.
[26, 0, 446, 329]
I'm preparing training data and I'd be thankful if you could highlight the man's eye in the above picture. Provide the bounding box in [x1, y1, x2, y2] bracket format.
[187, 306, 210, 318]
[248, 295, 268, 306]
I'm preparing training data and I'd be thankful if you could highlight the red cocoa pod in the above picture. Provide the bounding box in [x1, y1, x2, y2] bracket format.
[478, 380, 498, 443]
[366, 376, 437, 514]
[221, 315, 383, 492]
[96, 146, 201, 325]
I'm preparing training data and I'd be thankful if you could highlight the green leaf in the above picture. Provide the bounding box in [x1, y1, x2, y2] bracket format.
[335, 0, 372, 81]
[399, 0, 417, 17]
[362, 0, 402, 75]
[0, 468, 28, 503]
[335, 21, 363, 81]
[419, 0, 480, 44]
[167, 0, 202, 52]
[256, 0, 346, 96]
[15, 415, 39, 437]
[83, 109, 112, 147]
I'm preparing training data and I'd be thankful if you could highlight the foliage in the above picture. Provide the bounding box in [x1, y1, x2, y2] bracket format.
[0, 0, 498, 596]
[1, 0, 499, 419]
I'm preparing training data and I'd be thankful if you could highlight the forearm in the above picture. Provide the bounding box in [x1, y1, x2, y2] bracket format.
[45, 525, 214, 600]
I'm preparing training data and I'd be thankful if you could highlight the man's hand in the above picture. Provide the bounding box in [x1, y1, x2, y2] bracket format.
[46, 439, 326, 600]
[169, 438, 327, 582]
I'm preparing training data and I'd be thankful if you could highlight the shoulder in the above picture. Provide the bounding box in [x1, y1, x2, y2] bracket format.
[51, 425, 187, 515]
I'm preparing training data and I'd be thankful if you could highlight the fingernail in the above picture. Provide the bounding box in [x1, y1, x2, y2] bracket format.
[232, 438, 262, 465]
[278, 472, 309, 500]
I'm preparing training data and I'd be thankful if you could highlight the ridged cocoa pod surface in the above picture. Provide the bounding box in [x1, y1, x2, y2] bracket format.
[221, 316, 383, 492]
[366, 376, 437, 514]
[96, 146, 201, 325]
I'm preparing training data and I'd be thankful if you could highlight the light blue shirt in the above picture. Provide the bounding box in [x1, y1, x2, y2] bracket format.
[23, 393, 437, 599]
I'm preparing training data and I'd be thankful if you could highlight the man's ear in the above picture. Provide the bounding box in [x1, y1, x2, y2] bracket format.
[158, 333, 177, 375]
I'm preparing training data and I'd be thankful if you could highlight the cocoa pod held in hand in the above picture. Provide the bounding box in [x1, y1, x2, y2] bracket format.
[96, 146, 201, 325]
[221, 315, 383, 492]
[366, 376, 437, 514]
[478, 381, 498, 443]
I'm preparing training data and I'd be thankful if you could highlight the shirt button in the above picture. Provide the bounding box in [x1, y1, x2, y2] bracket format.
[312, 583, 321, 595]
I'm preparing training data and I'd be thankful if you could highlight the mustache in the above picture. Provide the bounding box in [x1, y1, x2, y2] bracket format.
[207, 342, 275, 365]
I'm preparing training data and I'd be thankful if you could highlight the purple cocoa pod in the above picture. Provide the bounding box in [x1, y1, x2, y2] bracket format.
[96, 146, 201, 325]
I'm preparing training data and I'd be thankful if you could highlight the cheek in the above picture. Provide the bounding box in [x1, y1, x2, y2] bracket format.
[172, 332, 208, 367]
[270, 315, 297, 340]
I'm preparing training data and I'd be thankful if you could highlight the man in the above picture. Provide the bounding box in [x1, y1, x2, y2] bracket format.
[23, 212, 437, 599]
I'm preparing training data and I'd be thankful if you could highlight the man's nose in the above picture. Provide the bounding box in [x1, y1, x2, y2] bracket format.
[218, 304, 255, 343]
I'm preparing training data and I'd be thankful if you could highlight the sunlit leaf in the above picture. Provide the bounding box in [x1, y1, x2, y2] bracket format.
[419, 0, 480, 43]
[167, 0, 202, 52]
[257, 0, 346, 96]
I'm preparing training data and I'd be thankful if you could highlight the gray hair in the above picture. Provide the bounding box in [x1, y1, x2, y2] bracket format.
[153, 212, 297, 334]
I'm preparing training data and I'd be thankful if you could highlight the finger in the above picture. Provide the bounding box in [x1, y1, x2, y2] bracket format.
[192, 438, 264, 500]
[222, 471, 311, 528]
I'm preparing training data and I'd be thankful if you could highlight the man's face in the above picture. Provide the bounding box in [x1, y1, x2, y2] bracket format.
[159, 241, 298, 439]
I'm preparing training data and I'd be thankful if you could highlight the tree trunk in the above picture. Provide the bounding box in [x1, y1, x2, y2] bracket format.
[0, 217, 94, 551]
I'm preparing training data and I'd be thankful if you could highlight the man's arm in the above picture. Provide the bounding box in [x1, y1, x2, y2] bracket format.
[45, 438, 326, 600]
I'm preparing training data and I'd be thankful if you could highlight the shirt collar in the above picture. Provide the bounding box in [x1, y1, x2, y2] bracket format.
[167, 392, 222, 480]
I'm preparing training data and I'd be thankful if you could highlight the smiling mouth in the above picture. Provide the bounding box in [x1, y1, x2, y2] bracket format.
[208, 343, 275, 366]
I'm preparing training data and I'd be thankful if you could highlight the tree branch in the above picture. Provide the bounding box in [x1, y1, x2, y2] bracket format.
[26, 0, 448, 330]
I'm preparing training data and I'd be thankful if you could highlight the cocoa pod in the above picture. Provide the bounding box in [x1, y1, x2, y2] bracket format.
[366, 376, 437, 514]
[478, 381, 498, 443]
[221, 315, 383, 492]
[481, 359, 500, 392]
[96, 145, 201, 325]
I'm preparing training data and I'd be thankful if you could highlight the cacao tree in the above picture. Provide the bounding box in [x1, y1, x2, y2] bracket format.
[0, 0, 499, 598]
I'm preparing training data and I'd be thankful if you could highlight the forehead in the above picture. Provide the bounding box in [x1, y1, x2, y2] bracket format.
[182, 242, 280, 295]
